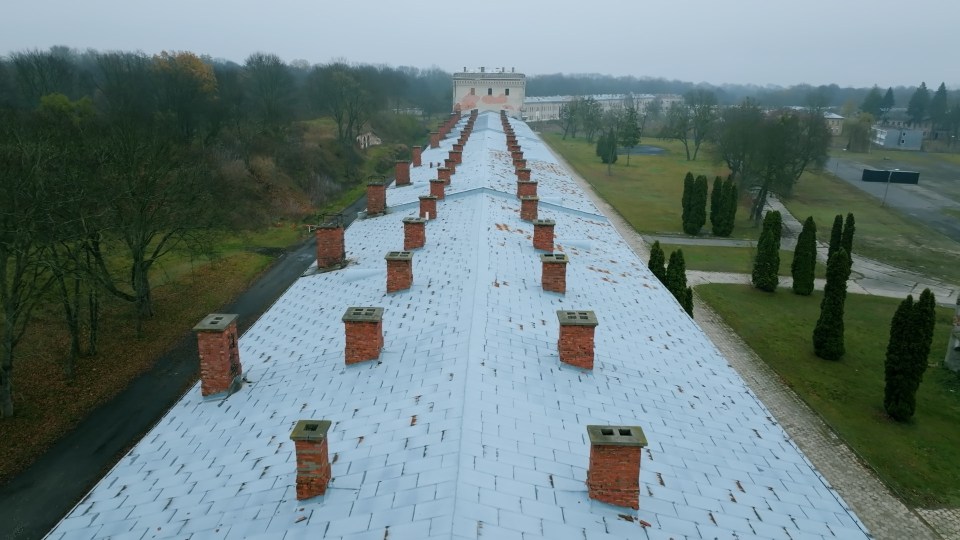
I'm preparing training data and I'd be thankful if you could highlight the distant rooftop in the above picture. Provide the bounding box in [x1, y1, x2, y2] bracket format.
[46, 111, 870, 540]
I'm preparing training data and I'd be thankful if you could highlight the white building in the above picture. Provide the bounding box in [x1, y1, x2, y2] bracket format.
[522, 94, 684, 122]
[452, 67, 526, 118]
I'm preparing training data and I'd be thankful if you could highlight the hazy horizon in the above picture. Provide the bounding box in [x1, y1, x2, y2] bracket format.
[3, 0, 958, 89]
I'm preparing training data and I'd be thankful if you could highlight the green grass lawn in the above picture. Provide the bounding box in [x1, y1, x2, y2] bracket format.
[784, 170, 960, 284]
[661, 244, 826, 278]
[697, 283, 960, 507]
[543, 134, 760, 239]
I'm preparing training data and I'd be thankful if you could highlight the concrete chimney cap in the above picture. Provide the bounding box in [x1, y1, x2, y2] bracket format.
[385, 251, 413, 261]
[343, 307, 384, 322]
[194, 313, 238, 332]
[290, 419, 331, 442]
[587, 425, 647, 447]
[557, 310, 598, 326]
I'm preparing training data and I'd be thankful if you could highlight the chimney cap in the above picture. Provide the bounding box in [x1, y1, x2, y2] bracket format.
[587, 425, 647, 447]
[540, 253, 568, 264]
[194, 313, 238, 332]
[533, 219, 555, 226]
[419, 195, 438, 201]
[403, 217, 427, 224]
[517, 179, 538, 185]
[430, 177, 447, 183]
[395, 159, 410, 164]
[366, 174, 387, 186]
[318, 212, 344, 229]
[557, 310, 598, 327]
[520, 195, 540, 202]
[385, 251, 413, 261]
[343, 307, 384, 323]
[290, 419, 331, 442]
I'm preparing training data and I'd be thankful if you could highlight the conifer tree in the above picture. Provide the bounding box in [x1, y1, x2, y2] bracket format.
[827, 214, 843, 260]
[665, 249, 692, 316]
[841, 212, 855, 257]
[912, 289, 937, 385]
[714, 177, 737, 237]
[791, 216, 817, 296]
[884, 294, 916, 421]
[648, 241, 667, 284]
[681, 172, 694, 232]
[710, 176, 723, 233]
[751, 211, 782, 292]
[883, 288, 937, 421]
[813, 247, 851, 360]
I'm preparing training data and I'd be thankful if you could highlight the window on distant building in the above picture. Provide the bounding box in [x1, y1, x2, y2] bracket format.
[488, 88, 492, 96]
[505, 88, 510, 96]
[470, 88, 475, 95]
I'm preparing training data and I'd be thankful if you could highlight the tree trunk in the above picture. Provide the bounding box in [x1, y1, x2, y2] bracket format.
[751, 186, 769, 225]
[131, 259, 153, 337]
[1, 329, 13, 418]
[87, 287, 99, 356]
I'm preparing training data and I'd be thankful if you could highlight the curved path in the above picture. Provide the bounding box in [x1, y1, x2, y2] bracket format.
[546, 143, 956, 539]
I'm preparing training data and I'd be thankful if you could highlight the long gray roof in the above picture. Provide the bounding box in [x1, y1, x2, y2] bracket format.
[46, 111, 869, 540]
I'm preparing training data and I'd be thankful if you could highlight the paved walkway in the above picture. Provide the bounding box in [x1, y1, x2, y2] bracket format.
[645, 195, 959, 306]
[545, 145, 956, 539]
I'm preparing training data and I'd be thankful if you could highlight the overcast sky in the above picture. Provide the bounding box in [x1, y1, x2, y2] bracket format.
[2, 0, 956, 89]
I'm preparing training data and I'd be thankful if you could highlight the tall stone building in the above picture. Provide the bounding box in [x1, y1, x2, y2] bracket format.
[452, 67, 525, 117]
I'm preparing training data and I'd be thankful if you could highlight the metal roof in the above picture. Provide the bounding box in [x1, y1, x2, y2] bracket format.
[46, 112, 869, 540]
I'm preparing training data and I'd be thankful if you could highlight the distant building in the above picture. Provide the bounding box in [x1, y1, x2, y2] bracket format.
[872, 126, 923, 150]
[522, 93, 683, 122]
[452, 67, 526, 118]
[356, 131, 381, 149]
[824, 112, 844, 136]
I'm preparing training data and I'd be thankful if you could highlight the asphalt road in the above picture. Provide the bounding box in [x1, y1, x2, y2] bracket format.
[0, 194, 368, 540]
[826, 156, 960, 243]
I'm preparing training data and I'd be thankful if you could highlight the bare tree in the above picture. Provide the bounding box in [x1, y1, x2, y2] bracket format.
[0, 109, 55, 417]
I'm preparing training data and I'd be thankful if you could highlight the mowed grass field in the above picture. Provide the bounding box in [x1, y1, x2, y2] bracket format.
[697, 284, 960, 508]
[784, 170, 960, 285]
[543, 134, 761, 239]
[660, 244, 826, 278]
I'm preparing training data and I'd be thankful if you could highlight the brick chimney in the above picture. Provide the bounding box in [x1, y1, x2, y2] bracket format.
[395, 160, 411, 187]
[385, 251, 413, 293]
[437, 167, 451, 185]
[520, 195, 539, 221]
[513, 158, 526, 171]
[430, 131, 440, 149]
[533, 219, 555, 251]
[403, 217, 426, 250]
[586, 425, 648, 509]
[419, 195, 437, 220]
[315, 214, 345, 269]
[444, 158, 456, 174]
[517, 179, 538, 199]
[453, 143, 463, 154]
[541, 253, 568, 294]
[290, 420, 332, 500]
[516, 168, 532, 182]
[449, 150, 462, 165]
[194, 314, 242, 398]
[430, 178, 446, 200]
[511, 150, 524, 162]
[366, 180, 386, 216]
[557, 310, 598, 369]
[412, 146, 422, 167]
[343, 307, 383, 364]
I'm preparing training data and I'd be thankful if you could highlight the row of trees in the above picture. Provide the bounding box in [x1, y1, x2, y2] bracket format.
[648, 242, 693, 317]
[527, 73, 958, 111]
[0, 47, 447, 418]
[680, 173, 738, 237]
